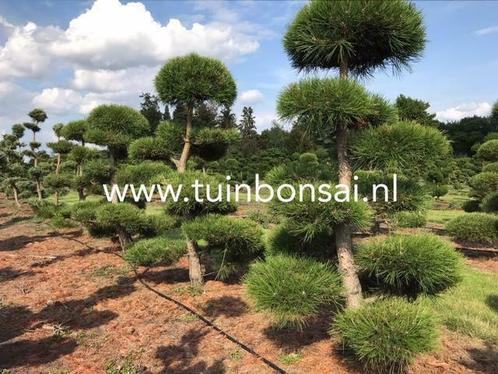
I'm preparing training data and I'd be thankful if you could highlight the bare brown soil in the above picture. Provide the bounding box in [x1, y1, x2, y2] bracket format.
[0, 199, 497, 373]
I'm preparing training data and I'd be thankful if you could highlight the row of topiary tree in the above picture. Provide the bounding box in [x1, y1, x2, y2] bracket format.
[0, 1, 494, 372]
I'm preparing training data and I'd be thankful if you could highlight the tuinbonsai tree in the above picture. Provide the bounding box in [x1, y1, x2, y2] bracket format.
[61, 120, 88, 146]
[85, 104, 149, 200]
[24, 108, 48, 199]
[281, 0, 425, 309]
[155, 53, 237, 172]
[0, 125, 27, 206]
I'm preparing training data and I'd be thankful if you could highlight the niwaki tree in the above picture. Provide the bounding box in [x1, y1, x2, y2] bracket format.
[282, 0, 426, 309]
[0, 125, 27, 207]
[24, 108, 48, 200]
[155, 53, 237, 173]
[85, 104, 149, 202]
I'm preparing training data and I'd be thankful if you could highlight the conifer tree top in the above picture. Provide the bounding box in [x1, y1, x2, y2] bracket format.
[284, 0, 426, 76]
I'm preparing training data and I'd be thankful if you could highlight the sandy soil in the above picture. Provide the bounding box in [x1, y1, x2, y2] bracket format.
[0, 199, 497, 374]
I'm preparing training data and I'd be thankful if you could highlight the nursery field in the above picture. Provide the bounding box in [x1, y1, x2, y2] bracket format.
[1, 195, 497, 374]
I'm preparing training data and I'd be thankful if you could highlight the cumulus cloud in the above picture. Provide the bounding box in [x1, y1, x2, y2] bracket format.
[435, 102, 492, 122]
[72, 66, 156, 93]
[474, 25, 498, 36]
[239, 89, 264, 104]
[0, 0, 260, 81]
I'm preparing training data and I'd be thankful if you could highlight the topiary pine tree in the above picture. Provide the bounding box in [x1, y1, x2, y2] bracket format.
[155, 53, 237, 173]
[61, 120, 88, 146]
[85, 104, 149, 201]
[47, 124, 74, 205]
[24, 108, 48, 200]
[282, 0, 426, 309]
[0, 125, 27, 206]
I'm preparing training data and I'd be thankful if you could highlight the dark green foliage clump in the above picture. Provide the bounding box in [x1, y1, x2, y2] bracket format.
[182, 214, 264, 279]
[430, 184, 449, 199]
[28, 199, 59, 219]
[481, 192, 498, 213]
[476, 140, 498, 161]
[283, 0, 426, 76]
[446, 213, 498, 245]
[71, 200, 104, 223]
[116, 161, 172, 186]
[271, 185, 372, 241]
[266, 224, 335, 259]
[128, 137, 172, 162]
[140, 214, 179, 237]
[86, 104, 149, 156]
[245, 255, 343, 329]
[265, 152, 335, 185]
[357, 233, 462, 298]
[482, 162, 498, 173]
[392, 211, 426, 228]
[462, 199, 481, 212]
[124, 237, 186, 267]
[469, 172, 498, 199]
[163, 171, 237, 218]
[333, 298, 437, 373]
[155, 53, 236, 108]
[94, 203, 145, 235]
[351, 121, 451, 180]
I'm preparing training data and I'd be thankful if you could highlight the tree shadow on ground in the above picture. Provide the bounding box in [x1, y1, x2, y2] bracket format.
[0, 336, 78, 370]
[0, 275, 138, 370]
[461, 342, 498, 373]
[0, 215, 32, 230]
[485, 294, 498, 313]
[155, 328, 226, 373]
[0, 266, 38, 283]
[263, 310, 332, 352]
[0, 230, 82, 252]
[199, 296, 248, 318]
[141, 267, 190, 284]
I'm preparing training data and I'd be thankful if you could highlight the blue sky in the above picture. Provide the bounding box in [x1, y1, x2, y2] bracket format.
[1, 0, 497, 145]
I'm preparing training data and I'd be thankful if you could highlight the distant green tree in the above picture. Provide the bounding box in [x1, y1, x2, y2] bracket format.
[217, 105, 237, 129]
[61, 120, 88, 146]
[139, 92, 169, 134]
[238, 106, 257, 137]
[395, 94, 437, 126]
[24, 108, 48, 200]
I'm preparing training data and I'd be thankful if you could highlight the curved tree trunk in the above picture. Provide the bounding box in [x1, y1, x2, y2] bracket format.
[116, 226, 132, 251]
[186, 239, 203, 287]
[335, 62, 363, 309]
[177, 105, 193, 173]
[78, 188, 86, 201]
[36, 181, 42, 200]
[13, 187, 20, 207]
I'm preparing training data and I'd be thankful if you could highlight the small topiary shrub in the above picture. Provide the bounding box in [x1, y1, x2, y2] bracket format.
[483, 162, 498, 173]
[162, 171, 237, 218]
[476, 139, 498, 161]
[124, 237, 186, 266]
[481, 192, 498, 214]
[333, 298, 437, 373]
[430, 184, 448, 199]
[266, 224, 335, 259]
[245, 255, 343, 329]
[28, 199, 59, 219]
[140, 213, 179, 237]
[391, 211, 426, 228]
[446, 213, 498, 245]
[462, 199, 481, 213]
[356, 233, 462, 298]
[71, 200, 104, 223]
[469, 172, 498, 199]
[182, 214, 264, 279]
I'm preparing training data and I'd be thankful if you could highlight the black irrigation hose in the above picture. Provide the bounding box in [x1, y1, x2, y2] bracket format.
[62, 234, 286, 372]
[128, 263, 287, 374]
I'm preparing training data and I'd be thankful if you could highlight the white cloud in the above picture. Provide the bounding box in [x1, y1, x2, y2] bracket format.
[72, 66, 156, 93]
[32, 88, 84, 114]
[239, 89, 264, 104]
[0, 22, 62, 79]
[255, 111, 277, 131]
[475, 25, 498, 36]
[435, 102, 492, 122]
[0, 0, 260, 80]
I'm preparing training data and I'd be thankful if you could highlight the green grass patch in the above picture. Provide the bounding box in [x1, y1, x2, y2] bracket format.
[420, 266, 498, 345]
[426, 209, 463, 225]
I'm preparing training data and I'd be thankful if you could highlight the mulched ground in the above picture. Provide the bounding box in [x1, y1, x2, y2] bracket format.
[0, 199, 497, 373]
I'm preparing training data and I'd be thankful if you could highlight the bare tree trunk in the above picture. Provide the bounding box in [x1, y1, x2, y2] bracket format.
[78, 188, 86, 201]
[335, 124, 363, 310]
[36, 181, 42, 200]
[187, 239, 203, 287]
[177, 105, 193, 173]
[56, 153, 61, 174]
[116, 227, 132, 251]
[13, 187, 20, 207]
[109, 153, 118, 204]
